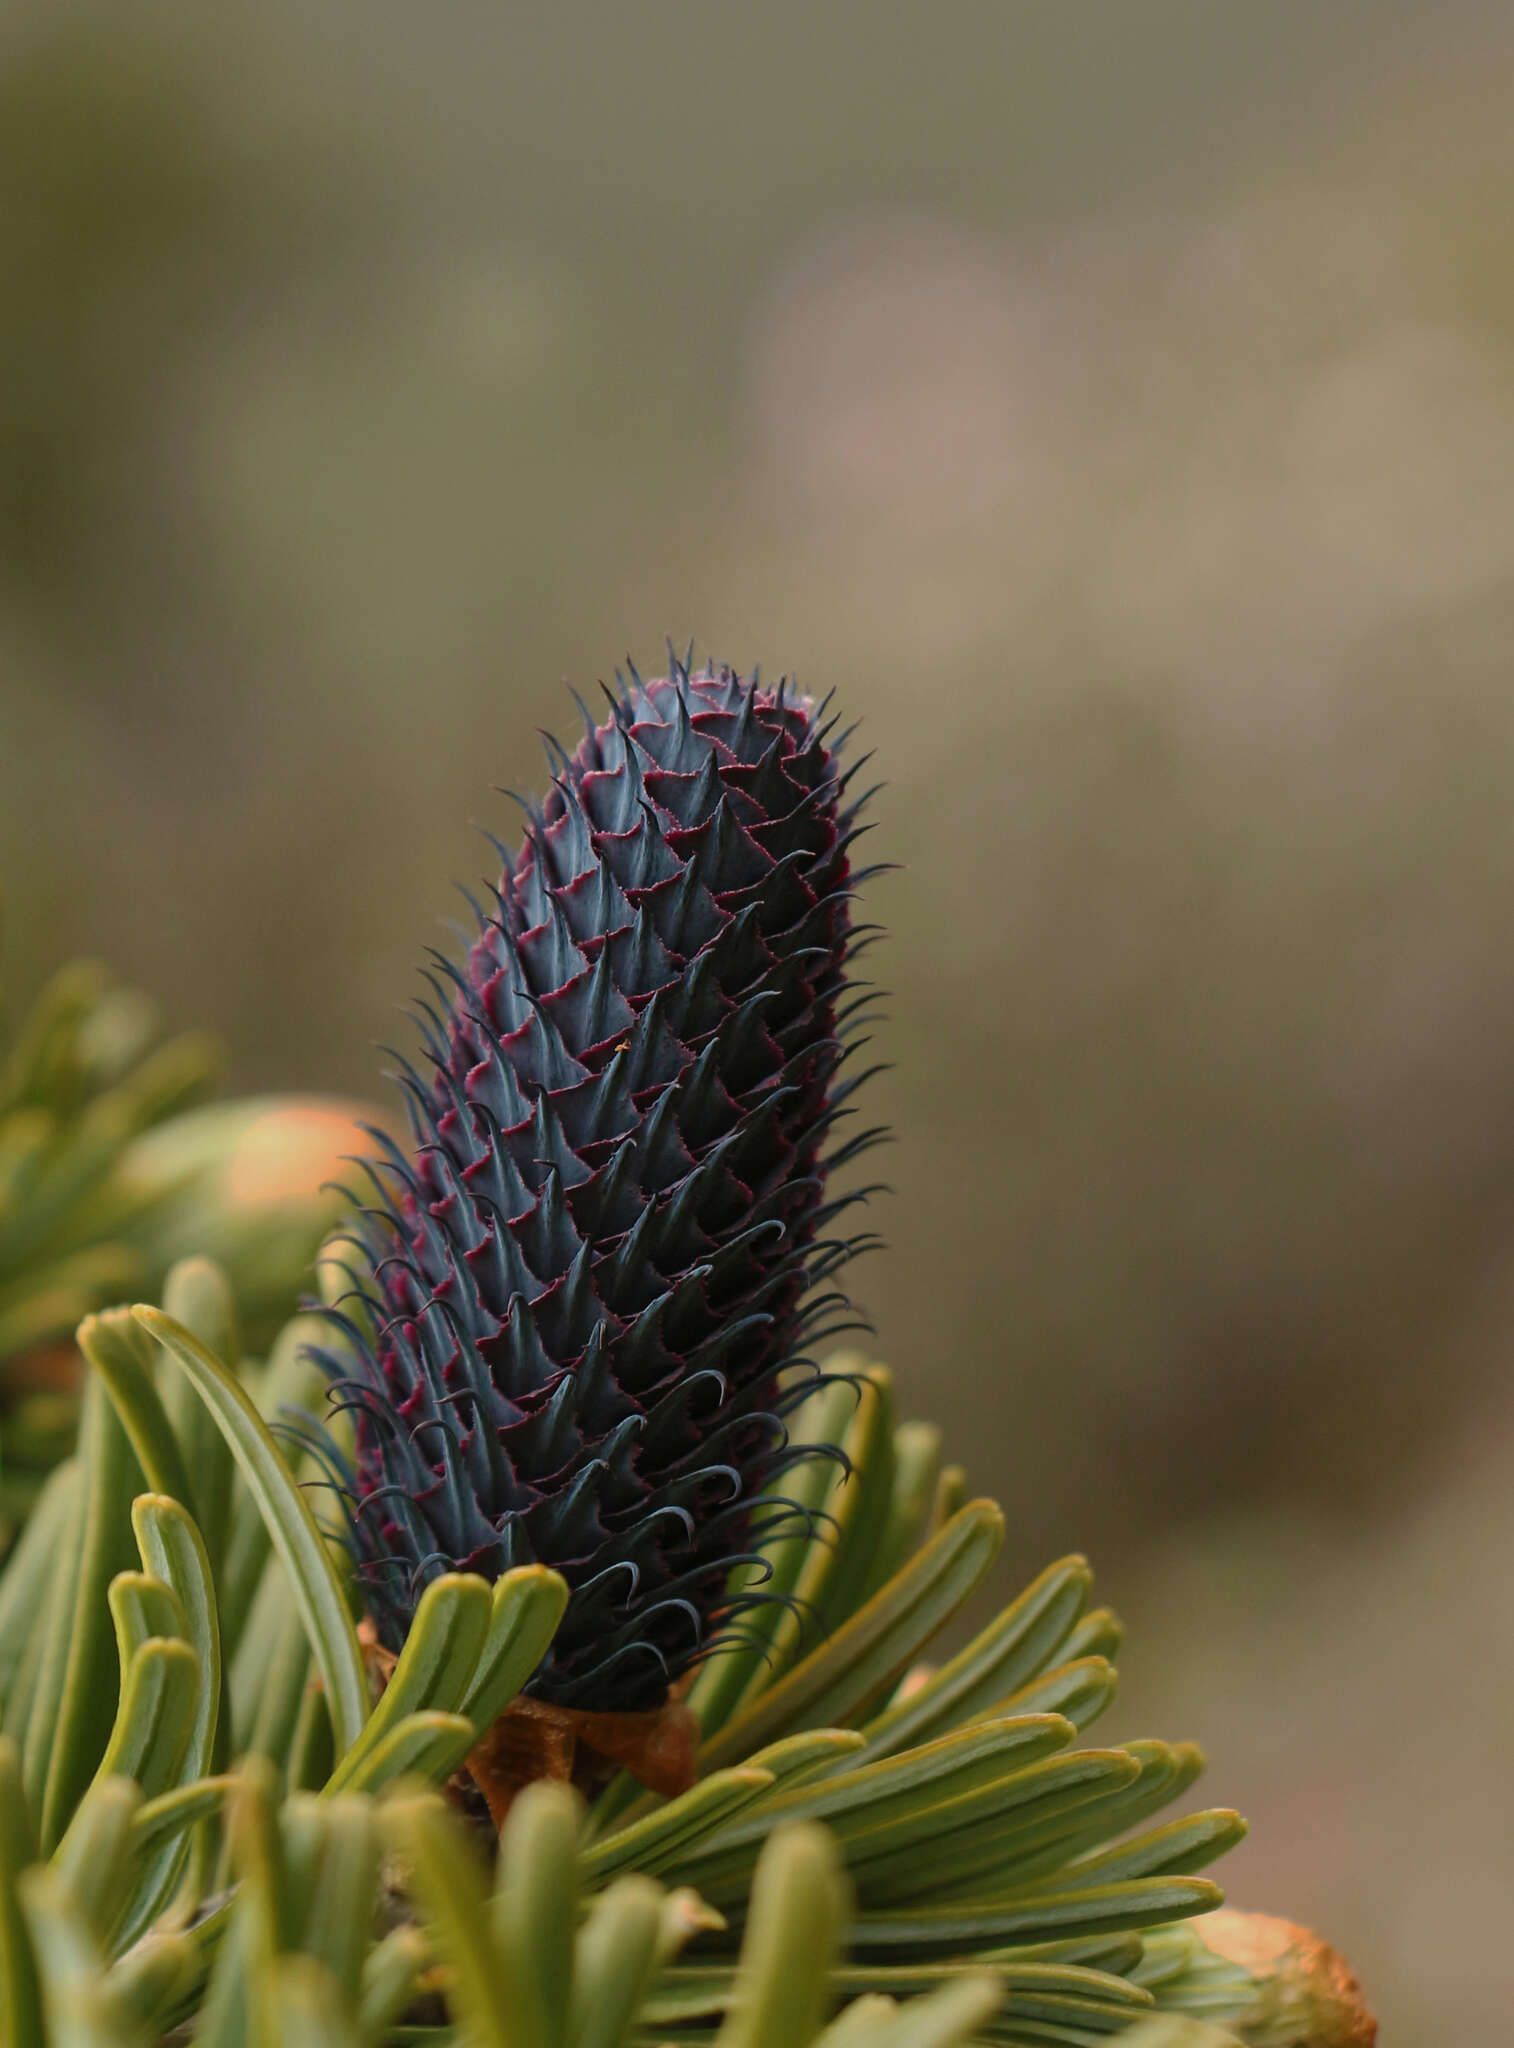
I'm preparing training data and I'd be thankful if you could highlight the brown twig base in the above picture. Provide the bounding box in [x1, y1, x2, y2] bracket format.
[463, 1693, 700, 1828]
[358, 1618, 699, 1830]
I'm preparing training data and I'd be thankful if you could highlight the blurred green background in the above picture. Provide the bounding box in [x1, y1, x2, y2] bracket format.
[4, 3, 1513, 2035]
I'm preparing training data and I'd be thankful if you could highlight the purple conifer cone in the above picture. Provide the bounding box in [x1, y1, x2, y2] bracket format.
[326, 657, 882, 1710]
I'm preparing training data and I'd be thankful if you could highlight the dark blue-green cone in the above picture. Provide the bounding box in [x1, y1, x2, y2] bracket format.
[324, 659, 882, 1709]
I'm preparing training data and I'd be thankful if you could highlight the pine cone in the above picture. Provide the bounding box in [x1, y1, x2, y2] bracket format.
[326, 659, 880, 1709]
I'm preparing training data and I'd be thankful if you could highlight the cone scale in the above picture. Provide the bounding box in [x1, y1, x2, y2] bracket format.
[326, 660, 879, 1710]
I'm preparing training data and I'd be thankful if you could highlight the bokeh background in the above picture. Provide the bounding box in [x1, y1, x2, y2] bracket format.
[5, 3, 1514, 2034]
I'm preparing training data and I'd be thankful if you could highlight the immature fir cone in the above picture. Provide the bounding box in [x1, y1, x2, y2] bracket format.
[328, 659, 879, 1709]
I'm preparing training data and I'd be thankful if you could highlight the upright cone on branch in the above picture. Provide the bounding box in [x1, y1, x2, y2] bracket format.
[325, 658, 883, 1710]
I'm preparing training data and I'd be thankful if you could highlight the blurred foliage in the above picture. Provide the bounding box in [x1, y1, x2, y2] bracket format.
[0, 927, 383, 1535]
[0, 947, 215, 1359]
